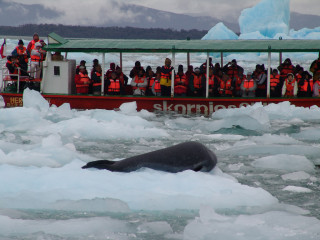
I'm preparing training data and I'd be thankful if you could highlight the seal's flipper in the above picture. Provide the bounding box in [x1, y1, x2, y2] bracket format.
[82, 160, 115, 169]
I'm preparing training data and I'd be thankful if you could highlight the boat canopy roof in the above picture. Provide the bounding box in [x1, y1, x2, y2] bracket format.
[45, 32, 320, 53]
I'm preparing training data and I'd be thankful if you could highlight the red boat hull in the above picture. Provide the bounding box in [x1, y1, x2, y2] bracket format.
[1, 92, 320, 115]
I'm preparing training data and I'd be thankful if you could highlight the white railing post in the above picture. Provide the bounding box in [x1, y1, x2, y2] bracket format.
[101, 53, 105, 95]
[206, 52, 209, 98]
[171, 51, 175, 97]
[267, 50, 271, 98]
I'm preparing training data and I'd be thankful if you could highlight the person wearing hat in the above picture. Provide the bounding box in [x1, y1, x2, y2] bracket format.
[282, 73, 298, 97]
[160, 58, 174, 96]
[11, 39, 30, 75]
[189, 67, 203, 97]
[30, 41, 46, 79]
[174, 65, 188, 96]
[75, 65, 91, 94]
[27, 33, 40, 53]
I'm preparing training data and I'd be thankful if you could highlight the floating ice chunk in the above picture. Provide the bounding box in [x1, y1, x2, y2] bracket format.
[252, 154, 315, 172]
[137, 221, 173, 235]
[281, 171, 311, 181]
[199, 205, 230, 223]
[283, 186, 312, 193]
[202, 22, 238, 40]
[119, 101, 137, 114]
[23, 88, 49, 112]
[292, 128, 320, 141]
[0, 95, 5, 108]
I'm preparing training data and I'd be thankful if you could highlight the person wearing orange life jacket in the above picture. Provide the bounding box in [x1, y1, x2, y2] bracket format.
[115, 66, 128, 94]
[6, 55, 20, 80]
[27, 33, 40, 53]
[223, 59, 243, 81]
[201, 68, 218, 97]
[270, 69, 281, 97]
[76, 60, 88, 75]
[233, 68, 246, 97]
[200, 57, 214, 74]
[91, 64, 102, 95]
[30, 42, 45, 79]
[11, 39, 30, 75]
[310, 57, 320, 78]
[312, 73, 320, 97]
[189, 67, 203, 97]
[75, 66, 91, 94]
[131, 69, 148, 96]
[240, 72, 257, 97]
[218, 73, 234, 97]
[282, 73, 298, 97]
[105, 62, 116, 80]
[105, 72, 122, 95]
[146, 69, 156, 96]
[174, 65, 188, 96]
[254, 64, 267, 97]
[278, 58, 295, 92]
[151, 71, 162, 96]
[160, 58, 174, 96]
[297, 71, 313, 97]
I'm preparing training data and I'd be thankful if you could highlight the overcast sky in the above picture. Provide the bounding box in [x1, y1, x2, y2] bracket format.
[4, 0, 320, 25]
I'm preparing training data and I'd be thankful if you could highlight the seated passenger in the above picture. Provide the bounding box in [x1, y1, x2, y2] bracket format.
[106, 72, 122, 95]
[152, 71, 161, 96]
[189, 67, 203, 97]
[131, 69, 148, 96]
[223, 59, 243, 81]
[75, 66, 91, 94]
[297, 71, 313, 97]
[160, 58, 174, 96]
[174, 65, 188, 97]
[310, 56, 320, 79]
[218, 73, 233, 97]
[282, 73, 297, 97]
[105, 62, 115, 80]
[240, 72, 257, 97]
[129, 61, 144, 79]
[201, 68, 218, 97]
[11, 39, 29, 75]
[6, 55, 20, 80]
[312, 73, 320, 97]
[91, 65, 102, 95]
[270, 69, 280, 98]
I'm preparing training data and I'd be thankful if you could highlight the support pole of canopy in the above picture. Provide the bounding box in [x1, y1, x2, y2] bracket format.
[187, 52, 190, 67]
[267, 48, 271, 99]
[220, 52, 223, 67]
[101, 53, 105, 95]
[171, 49, 175, 98]
[64, 52, 68, 60]
[206, 52, 209, 98]
[120, 52, 123, 69]
[279, 52, 282, 65]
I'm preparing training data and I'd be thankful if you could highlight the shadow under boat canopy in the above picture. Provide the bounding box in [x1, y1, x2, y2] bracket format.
[44, 32, 320, 97]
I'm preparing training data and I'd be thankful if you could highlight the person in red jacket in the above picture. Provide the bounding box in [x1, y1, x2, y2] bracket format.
[27, 33, 40, 53]
[174, 65, 188, 96]
[270, 69, 280, 97]
[75, 66, 91, 94]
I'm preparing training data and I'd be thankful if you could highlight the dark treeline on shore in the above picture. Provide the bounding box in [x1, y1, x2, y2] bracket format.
[0, 24, 208, 40]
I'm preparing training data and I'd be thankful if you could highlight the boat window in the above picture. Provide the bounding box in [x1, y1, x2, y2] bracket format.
[54, 66, 60, 76]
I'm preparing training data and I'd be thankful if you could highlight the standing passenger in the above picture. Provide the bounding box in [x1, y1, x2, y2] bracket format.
[91, 65, 102, 95]
[201, 68, 218, 97]
[270, 69, 280, 97]
[282, 73, 298, 97]
[11, 39, 29, 75]
[240, 72, 257, 97]
[174, 65, 188, 96]
[189, 67, 203, 97]
[106, 72, 122, 95]
[129, 61, 144, 79]
[152, 71, 162, 96]
[310, 57, 320, 78]
[160, 58, 174, 96]
[27, 33, 40, 53]
[30, 42, 45, 79]
[131, 69, 148, 96]
[218, 73, 233, 97]
[297, 71, 313, 97]
[75, 66, 91, 94]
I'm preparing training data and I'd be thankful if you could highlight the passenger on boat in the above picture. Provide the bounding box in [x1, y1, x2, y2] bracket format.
[202, 68, 218, 97]
[185, 65, 194, 95]
[105, 62, 115, 80]
[294, 65, 304, 87]
[223, 59, 243, 81]
[297, 71, 313, 97]
[27, 33, 40, 53]
[312, 73, 320, 97]
[146, 66, 155, 78]
[129, 61, 144, 79]
[213, 63, 222, 75]
[240, 72, 257, 97]
[218, 73, 234, 97]
[11, 39, 30, 75]
[189, 67, 203, 97]
[106, 72, 122, 95]
[282, 73, 298, 97]
[76, 60, 88, 75]
[160, 58, 174, 96]
[91, 64, 102, 95]
[233, 68, 246, 97]
[91, 59, 101, 72]
[146, 69, 156, 96]
[254, 64, 267, 97]
[200, 57, 214, 74]
[152, 71, 162, 96]
[174, 65, 188, 97]
[6, 55, 20, 80]
[310, 57, 320, 78]
[131, 69, 148, 96]
[115, 66, 128, 88]
[30, 42, 45, 79]
[270, 69, 281, 98]
[278, 58, 295, 94]
[75, 66, 91, 94]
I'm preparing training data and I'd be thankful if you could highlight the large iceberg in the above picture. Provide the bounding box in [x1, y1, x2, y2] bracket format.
[201, 22, 238, 40]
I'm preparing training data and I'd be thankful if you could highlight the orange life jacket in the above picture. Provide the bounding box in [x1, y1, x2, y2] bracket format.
[148, 77, 156, 90]
[154, 79, 161, 93]
[29, 40, 38, 51]
[118, 72, 125, 85]
[243, 79, 255, 89]
[93, 72, 102, 86]
[234, 76, 245, 91]
[174, 74, 188, 90]
[219, 79, 233, 95]
[108, 79, 121, 93]
[227, 66, 239, 79]
[7, 60, 19, 75]
[300, 79, 313, 92]
[192, 74, 202, 89]
[15, 46, 28, 63]
[285, 78, 296, 96]
[280, 65, 294, 78]
[315, 80, 320, 94]
[132, 76, 147, 91]
[270, 74, 280, 87]
[31, 49, 42, 62]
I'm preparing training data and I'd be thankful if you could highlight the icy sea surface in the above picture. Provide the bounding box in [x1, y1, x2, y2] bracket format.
[0, 89, 319, 239]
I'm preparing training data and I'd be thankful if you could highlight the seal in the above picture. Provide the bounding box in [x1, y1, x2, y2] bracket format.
[82, 141, 217, 173]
